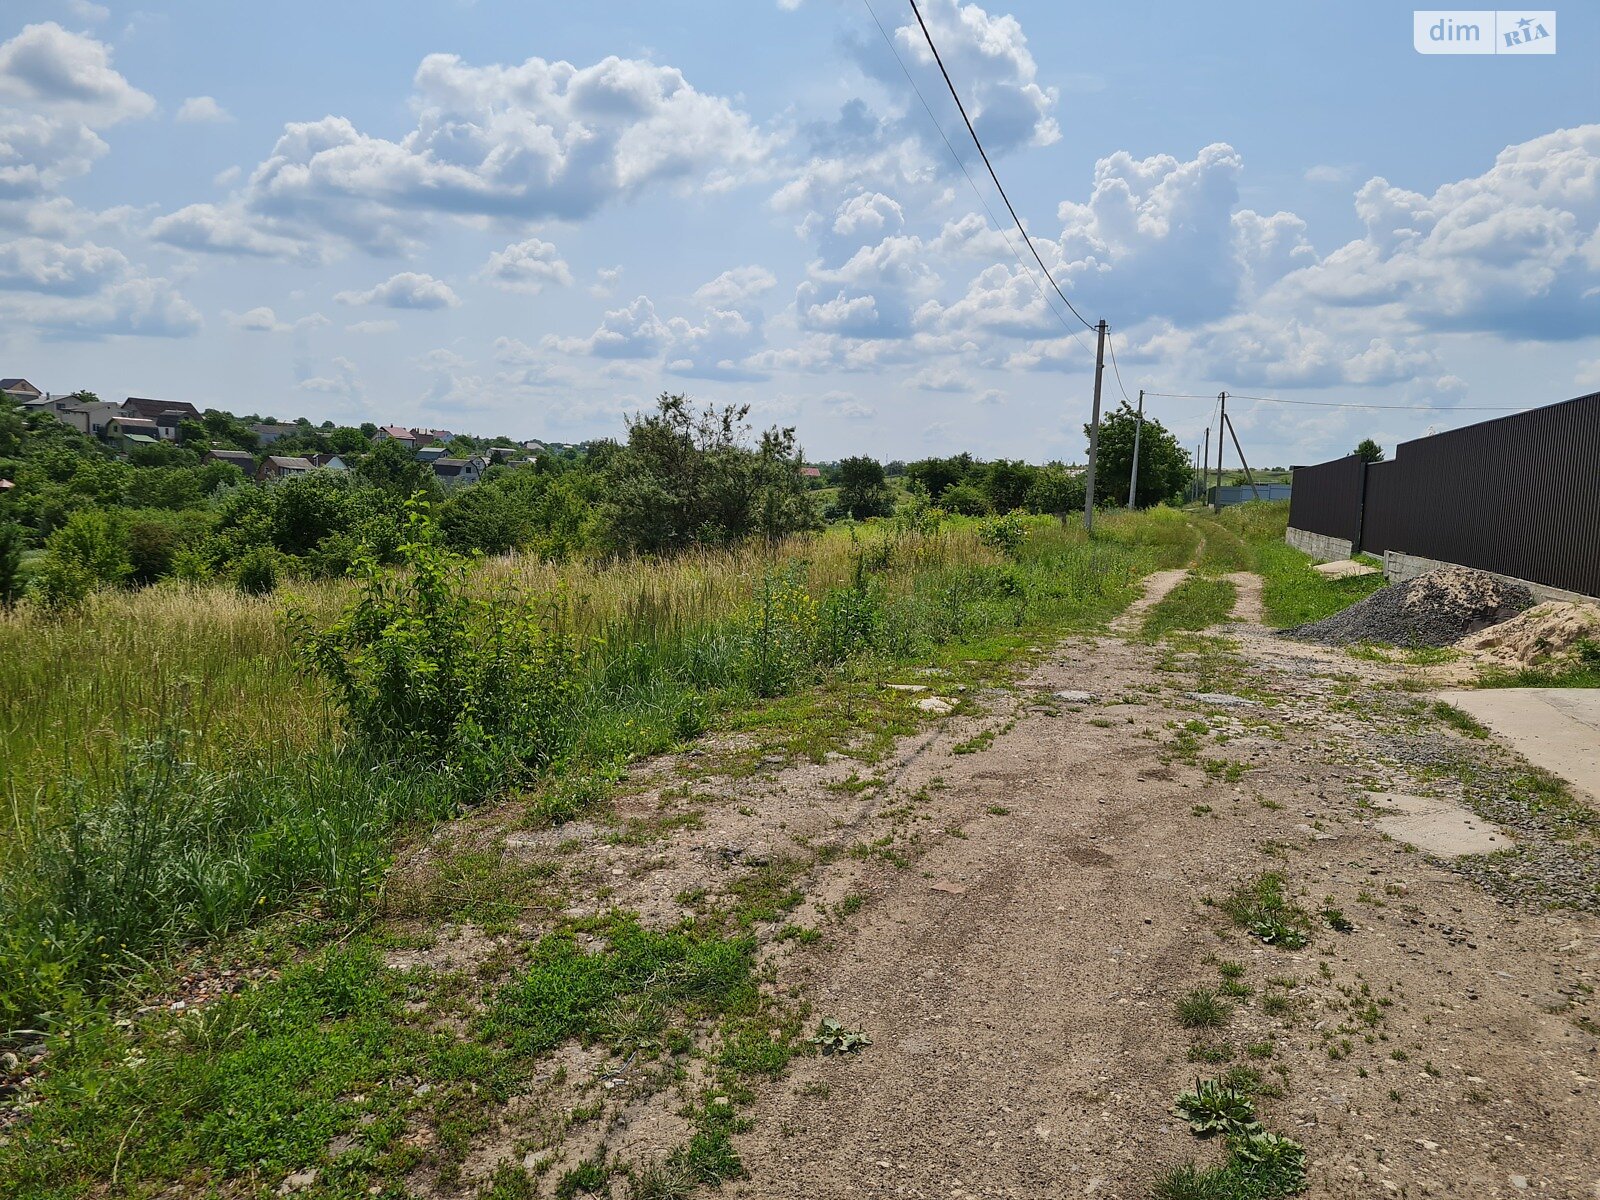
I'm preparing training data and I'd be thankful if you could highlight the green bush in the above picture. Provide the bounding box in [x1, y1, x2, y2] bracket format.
[817, 578, 885, 665]
[294, 503, 578, 778]
[977, 511, 1029, 558]
[41, 508, 129, 589]
[938, 481, 991, 516]
[234, 544, 281, 595]
[0, 520, 21, 607]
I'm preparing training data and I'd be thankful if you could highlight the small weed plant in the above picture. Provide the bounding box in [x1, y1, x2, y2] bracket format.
[1223, 873, 1312, 950]
[1158, 1075, 1308, 1198]
[807, 1016, 871, 1055]
[1176, 989, 1233, 1029]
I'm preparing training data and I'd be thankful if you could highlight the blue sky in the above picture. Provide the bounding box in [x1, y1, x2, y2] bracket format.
[1, 1, 1596, 464]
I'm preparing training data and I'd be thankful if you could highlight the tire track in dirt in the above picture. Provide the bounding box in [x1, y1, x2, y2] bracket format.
[1108, 568, 1191, 635]
[1224, 570, 1264, 624]
[729, 603, 1600, 1199]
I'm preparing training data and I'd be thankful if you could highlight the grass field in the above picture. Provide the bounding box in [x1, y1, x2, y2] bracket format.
[2, 501, 1398, 1198]
[0, 509, 1201, 1037]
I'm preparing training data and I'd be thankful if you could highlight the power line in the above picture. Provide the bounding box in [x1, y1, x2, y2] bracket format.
[1230, 394, 1528, 413]
[903, 0, 1095, 331]
[1104, 329, 1133, 404]
[860, 0, 1091, 359]
[1144, 390, 1528, 414]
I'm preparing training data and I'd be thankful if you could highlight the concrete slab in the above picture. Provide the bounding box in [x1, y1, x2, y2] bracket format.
[1312, 559, 1379, 579]
[1369, 792, 1514, 858]
[1436, 688, 1600, 805]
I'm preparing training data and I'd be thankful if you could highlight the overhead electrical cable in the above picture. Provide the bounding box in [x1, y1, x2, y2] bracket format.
[903, 0, 1096, 331]
[860, 0, 1092, 359]
[1229, 394, 1528, 412]
[1104, 329, 1133, 404]
[1144, 391, 1527, 413]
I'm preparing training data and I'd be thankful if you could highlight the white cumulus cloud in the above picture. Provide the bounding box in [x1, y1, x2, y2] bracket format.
[176, 95, 232, 124]
[476, 237, 573, 293]
[0, 236, 127, 295]
[335, 272, 460, 310]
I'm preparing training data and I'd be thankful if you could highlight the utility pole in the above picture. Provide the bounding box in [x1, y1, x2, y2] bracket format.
[1199, 429, 1209, 506]
[1127, 388, 1145, 509]
[1083, 319, 1108, 533]
[1213, 391, 1227, 513]
[1224, 413, 1261, 500]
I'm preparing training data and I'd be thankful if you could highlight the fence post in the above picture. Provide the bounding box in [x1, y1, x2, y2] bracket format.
[1354, 458, 1369, 555]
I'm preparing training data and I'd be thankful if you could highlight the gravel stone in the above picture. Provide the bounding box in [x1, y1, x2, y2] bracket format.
[1282, 566, 1533, 647]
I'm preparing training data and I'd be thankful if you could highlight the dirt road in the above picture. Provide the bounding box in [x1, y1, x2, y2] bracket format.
[714, 580, 1600, 1199]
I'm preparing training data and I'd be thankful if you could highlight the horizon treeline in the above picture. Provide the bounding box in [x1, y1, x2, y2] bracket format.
[0, 391, 1197, 610]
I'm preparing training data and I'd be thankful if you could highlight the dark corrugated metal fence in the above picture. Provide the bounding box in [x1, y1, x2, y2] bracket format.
[1288, 391, 1600, 597]
[1285, 454, 1367, 545]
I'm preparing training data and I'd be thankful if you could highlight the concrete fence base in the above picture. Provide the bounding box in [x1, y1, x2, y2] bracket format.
[1285, 527, 1355, 563]
[1382, 551, 1600, 607]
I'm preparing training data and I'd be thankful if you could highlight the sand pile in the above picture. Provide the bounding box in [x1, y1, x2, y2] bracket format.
[1284, 566, 1534, 647]
[1455, 600, 1600, 669]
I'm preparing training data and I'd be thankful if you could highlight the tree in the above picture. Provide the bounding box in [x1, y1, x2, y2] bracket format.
[1025, 465, 1085, 518]
[1354, 438, 1385, 464]
[600, 394, 819, 554]
[32, 508, 130, 606]
[328, 426, 370, 456]
[834, 456, 895, 520]
[0, 520, 21, 608]
[355, 437, 436, 500]
[938, 481, 991, 516]
[1085, 403, 1191, 508]
[981, 459, 1037, 513]
[905, 454, 974, 501]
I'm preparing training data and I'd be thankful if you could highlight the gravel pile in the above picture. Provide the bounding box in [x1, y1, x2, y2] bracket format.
[1283, 566, 1534, 647]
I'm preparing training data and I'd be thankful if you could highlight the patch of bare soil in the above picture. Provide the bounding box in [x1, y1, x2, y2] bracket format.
[397, 572, 1600, 1198]
[1224, 570, 1264, 624]
[720, 589, 1600, 1199]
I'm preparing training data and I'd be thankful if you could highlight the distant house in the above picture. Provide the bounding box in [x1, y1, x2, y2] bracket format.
[412, 428, 454, 444]
[21, 394, 75, 420]
[105, 414, 160, 448]
[122, 396, 199, 422]
[486, 446, 518, 464]
[257, 455, 315, 481]
[415, 445, 448, 464]
[306, 453, 347, 471]
[1, 378, 42, 402]
[431, 456, 485, 486]
[251, 422, 301, 446]
[0, 478, 15, 492]
[122, 397, 198, 442]
[205, 449, 257, 472]
[61, 400, 122, 438]
[799, 466, 822, 479]
[521, 439, 547, 454]
[374, 425, 417, 448]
